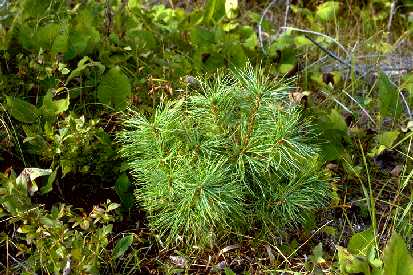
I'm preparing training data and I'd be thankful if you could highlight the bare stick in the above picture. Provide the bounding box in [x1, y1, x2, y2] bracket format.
[258, 0, 279, 53]
[281, 26, 349, 57]
[342, 90, 376, 125]
[399, 91, 412, 119]
[319, 90, 353, 114]
[387, 1, 397, 38]
[304, 34, 350, 67]
[282, 0, 290, 28]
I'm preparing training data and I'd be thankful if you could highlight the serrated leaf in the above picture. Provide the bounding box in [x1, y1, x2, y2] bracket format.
[6, 96, 38, 123]
[97, 67, 131, 110]
[112, 234, 134, 259]
[383, 232, 413, 275]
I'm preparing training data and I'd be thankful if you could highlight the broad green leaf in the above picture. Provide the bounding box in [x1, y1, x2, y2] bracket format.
[107, 202, 121, 212]
[22, 0, 51, 18]
[39, 216, 59, 227]
[190, 27, 215, 48]
[225, 0, 238, 19]
[16, 168, 52, 196]
[316, 1, 340, 22]
[35, 23, 60, 49]
[51, 25, 69, 54]
[115, 173, 134, 209]
[97, 67, 131, 110]
[310, 242, 326, 264]
[204, 0, 217, 23]
[66, 56, 105, 84]
[112, 234, 134, 259]
[337, 246, 371, 274]
[383, 232, 413, 275]
[328, 109, 347, 132]
[128, 0, 140, 8]
[40, 169, 57, 194]
[65, 9, 100, 59]
[203, 0, 225, 23]
[377, 131, 399, 148]
[378, 72, 402, 118]
[348, 227, 375, 256]
[40, 92, 70, 119]
[243, 33, 258, 50]
[222, 21, 239, 32]
[6, 96, 38, 123]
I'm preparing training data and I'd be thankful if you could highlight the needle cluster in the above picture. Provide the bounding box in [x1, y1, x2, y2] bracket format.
[118, 66, 330, 247]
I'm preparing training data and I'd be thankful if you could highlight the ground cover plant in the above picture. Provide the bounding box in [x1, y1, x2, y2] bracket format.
[1, 0, 413, 274]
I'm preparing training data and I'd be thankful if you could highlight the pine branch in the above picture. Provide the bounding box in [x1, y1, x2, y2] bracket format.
[118, 65, 330, 248]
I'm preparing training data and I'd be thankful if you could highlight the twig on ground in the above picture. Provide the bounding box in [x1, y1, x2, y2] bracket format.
[258, 0, 279, 54]
[304, 34, 350, 68]
[399, 91, 412, 119]
[282, 26, 349, 57]
[387, 1, 397, 41]
[282, 0, 290, 29]
[281, 220, 333, 265]
[342, 90, 376, 125]
[319, 90, 353, 114]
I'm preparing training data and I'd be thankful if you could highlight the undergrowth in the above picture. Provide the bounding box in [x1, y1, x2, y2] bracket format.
[0, 0, 413, 273]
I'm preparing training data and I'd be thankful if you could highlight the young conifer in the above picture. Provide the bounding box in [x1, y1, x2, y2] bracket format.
[118, 65, 330, 248]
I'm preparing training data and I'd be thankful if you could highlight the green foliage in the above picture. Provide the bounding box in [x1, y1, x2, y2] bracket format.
[115, 173, 134, 210]
[6, 96, 39, 123]
[112, 234, 134, 259]
[97, 66, 131, 110]
[383, 232, 413, 275]
[119, 66, 330, 247]
[23, 114, 116, 178]
[378, 73, 402, 118]
[316, 1, 340, 22]
[337, 230, 413, 275]
[0, 169, 121, 274]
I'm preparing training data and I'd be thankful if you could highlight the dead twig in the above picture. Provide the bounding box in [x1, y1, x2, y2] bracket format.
[387, 1, 397, 42]
[258, 0, 279, 54]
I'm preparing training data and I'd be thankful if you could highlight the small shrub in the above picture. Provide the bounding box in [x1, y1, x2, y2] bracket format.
[119, 65, 330, 248]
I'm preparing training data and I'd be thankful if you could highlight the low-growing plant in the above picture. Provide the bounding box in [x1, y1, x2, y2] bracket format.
[0, 169, 122, 274]
[118, 66, 330, 248]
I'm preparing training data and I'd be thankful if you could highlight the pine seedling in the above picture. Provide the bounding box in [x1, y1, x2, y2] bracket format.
[118, 65, 330, 248]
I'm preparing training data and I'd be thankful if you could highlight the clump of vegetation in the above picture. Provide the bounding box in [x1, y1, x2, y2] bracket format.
[118, 66, 330, 247]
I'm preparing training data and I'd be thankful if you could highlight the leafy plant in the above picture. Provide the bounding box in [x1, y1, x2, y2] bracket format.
[336, 230, 413, 275]
[118, 66, 330, 248]
[0, 169, 121, 274]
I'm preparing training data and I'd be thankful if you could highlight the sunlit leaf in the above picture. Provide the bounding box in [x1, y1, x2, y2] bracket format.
[316, 1, 340, 21]
[383, 232, 413, 275]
